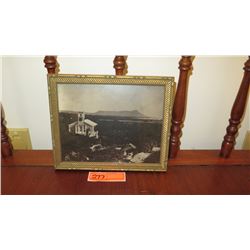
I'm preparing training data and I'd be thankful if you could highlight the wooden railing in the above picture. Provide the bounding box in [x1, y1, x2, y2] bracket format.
[1, 56, 249, 161]
[220, 56, 250, 157]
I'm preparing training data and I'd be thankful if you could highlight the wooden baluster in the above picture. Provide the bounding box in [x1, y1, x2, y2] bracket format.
[44, 56, 58, 74]
[113, 56, 127, 76]
[1, 104, 13, 158]
[169, 56, 193, 159]
[220, 56, 250, 158]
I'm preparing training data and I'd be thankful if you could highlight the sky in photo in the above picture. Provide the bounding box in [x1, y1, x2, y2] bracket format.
[58, 84, 165, 119]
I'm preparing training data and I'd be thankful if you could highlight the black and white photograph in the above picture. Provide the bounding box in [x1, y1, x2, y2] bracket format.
[48, 74, 174, 171]
[57, 83, 165, 164]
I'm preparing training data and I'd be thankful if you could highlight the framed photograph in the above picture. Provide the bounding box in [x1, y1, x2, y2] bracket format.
[48, 74, 175, 171]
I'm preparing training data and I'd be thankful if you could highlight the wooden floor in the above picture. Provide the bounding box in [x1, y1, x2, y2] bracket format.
[1, 150, 250, 195]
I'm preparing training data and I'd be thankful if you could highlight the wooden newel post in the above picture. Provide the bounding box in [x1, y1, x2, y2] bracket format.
[44, 56, 58, 74]
[113, 56, 127, 76]
[220, 56, 250, 158]
[1, 104, 13, 158]
[169, 56, 193, 159]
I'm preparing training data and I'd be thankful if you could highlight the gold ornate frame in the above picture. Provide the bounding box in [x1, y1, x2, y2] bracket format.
[48, 74, 175, 171]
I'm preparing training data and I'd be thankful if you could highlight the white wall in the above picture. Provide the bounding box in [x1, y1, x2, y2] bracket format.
[2, 56, 249, 150]
[183, 56, 249, 149]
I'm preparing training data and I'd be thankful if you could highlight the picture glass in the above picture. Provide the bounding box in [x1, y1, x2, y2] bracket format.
[58, 84, 164, 164]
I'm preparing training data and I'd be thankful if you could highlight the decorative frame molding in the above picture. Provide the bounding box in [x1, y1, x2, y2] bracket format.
[48, 74, 175, 171]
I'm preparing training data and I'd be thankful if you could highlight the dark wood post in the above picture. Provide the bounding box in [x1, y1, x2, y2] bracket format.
[44, 56, 58, 74]
[113, 56, 127, 76]
[169, 56, 193, 158]
[1, 104, 13, 158]
[220, 56, 250, 158]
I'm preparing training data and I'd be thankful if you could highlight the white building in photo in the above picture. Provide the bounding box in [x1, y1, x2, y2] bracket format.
[68, 113, 99, 138]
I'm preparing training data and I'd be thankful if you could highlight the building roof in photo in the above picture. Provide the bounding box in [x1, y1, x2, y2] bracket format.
[84, 119, 97, 127]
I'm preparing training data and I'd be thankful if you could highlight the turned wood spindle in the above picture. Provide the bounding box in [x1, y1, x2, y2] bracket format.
[220, 56, 250, 158]
[44, 56, 58, 74]
[169, 56, 193, 159]
[1, 104, 13, 158]
[113, 56, 127, 76]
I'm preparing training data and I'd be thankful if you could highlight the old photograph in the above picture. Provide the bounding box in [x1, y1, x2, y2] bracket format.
[57, 83, 165, 164]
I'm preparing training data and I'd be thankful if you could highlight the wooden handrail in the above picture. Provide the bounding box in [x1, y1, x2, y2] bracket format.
[2, 150, 250, 167]
[3, 55, 248, 162]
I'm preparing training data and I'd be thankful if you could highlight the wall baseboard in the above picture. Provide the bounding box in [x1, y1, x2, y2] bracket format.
[243, 131, 250, 149]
